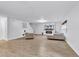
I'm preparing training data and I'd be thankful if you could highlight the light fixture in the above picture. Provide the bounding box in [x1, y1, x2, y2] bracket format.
[37, 18, 47, 23]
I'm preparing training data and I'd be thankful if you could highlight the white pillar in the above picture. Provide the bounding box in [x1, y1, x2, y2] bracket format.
[0, 16, 8, 41]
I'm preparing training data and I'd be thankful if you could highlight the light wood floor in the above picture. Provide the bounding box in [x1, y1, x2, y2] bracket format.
[0, 35, 78, 57]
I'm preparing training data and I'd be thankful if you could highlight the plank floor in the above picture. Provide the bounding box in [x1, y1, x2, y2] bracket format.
[0, 35, 78, 57]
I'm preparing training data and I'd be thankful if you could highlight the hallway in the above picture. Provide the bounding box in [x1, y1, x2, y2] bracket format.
[0, 35, 78, 57]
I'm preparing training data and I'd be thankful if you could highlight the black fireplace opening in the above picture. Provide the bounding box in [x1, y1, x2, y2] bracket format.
[46, 31, 52, 34]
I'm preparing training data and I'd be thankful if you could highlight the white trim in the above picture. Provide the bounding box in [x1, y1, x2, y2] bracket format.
[66, 40, 79, 56]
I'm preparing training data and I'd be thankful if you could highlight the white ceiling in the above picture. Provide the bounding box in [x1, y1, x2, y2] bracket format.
[0, 1, 78, 22]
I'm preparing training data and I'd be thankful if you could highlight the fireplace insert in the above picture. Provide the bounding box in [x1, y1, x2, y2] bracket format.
[46, 31, 52, 34]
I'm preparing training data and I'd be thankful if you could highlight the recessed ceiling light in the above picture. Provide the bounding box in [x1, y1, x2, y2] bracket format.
[37, 18, 47, 23]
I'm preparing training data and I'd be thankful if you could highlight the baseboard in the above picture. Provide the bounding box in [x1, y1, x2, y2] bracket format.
[0, 39, 8, 41]
[65, 40, 79, 56]
[0, 38, 8, 41]
[7, 36, 24, 40]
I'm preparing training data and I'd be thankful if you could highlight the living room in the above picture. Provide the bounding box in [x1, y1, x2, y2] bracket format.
[0, 1, 79, 57]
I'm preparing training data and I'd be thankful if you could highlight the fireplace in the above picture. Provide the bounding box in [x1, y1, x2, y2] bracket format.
[44, 24, 55, 35]
[46, 30, 52, 34]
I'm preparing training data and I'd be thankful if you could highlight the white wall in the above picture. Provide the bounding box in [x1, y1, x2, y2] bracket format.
[7, 19, 33, 40]
[30, 23, 44, 34]
[55, 22, 61, 33]
[7, 18, 24, 40]
[0, 16, 7, 40]
[66, 4, 79, 56]
[23, 22, 33, 33]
